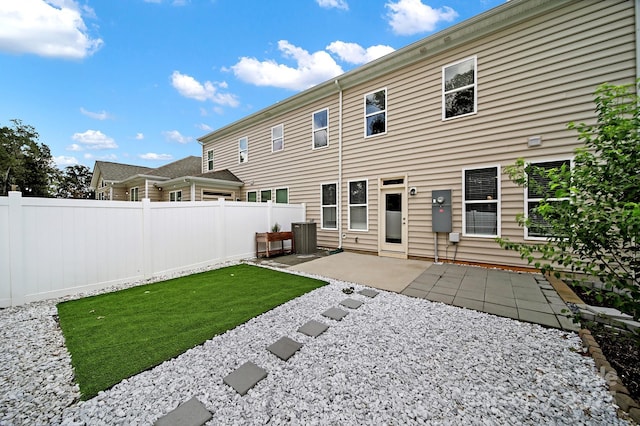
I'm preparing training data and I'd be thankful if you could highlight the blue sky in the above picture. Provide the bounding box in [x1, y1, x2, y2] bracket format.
[0, 0, 504, 170]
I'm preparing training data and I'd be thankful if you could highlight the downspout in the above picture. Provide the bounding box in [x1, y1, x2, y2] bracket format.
[337, 81, 344, 250]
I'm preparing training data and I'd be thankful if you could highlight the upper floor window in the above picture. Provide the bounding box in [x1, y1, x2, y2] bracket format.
[321, 183, 337, 230]
[348, 180, 368, 231]
[207, 149, 214, 171]
[169, 190, 182, 202]
[443, 56, 477, 120]
[260, 189, 272, 202]
[313, 109, 328, 149]
[525, 159, 571, 239]
[239, 137, 248, 163]
[364, 89, 387, 137]
[275, 187, 289, 204]
[247, 191, 257, 202]
[463, 166, 499, 237]
[130, 187, 139, 202]
[272, 124, 284, 152]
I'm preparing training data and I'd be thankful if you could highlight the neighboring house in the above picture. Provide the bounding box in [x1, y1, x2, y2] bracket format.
[197, 0, 637, 268]
[90, 156, 243, 202]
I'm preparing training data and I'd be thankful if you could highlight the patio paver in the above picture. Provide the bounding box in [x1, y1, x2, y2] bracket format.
[340, 298, 364, 309]
[154, 397, 212, 426]
[267, 337, 303, 361]
[223, 362, 268, 396]
[322, 307, 348, 321]
[297, 320, 329, 337]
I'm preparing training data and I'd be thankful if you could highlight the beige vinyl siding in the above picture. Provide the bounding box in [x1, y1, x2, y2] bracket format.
[200, 0, 635, 267]
[203, 95, 340, 246]
[337, 0, 635, 265]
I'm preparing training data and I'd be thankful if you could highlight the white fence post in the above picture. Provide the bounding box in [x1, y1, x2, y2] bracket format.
[7, 192, 24, 305]
[142, 198, 153, 280]
[217, 198, 226, 261]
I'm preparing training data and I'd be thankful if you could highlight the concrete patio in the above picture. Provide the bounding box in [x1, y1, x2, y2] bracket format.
[260, 251, 580, 331]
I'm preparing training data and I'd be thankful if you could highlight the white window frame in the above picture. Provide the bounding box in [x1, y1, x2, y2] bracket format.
[239, 137, 248, 164]
[524, 158, 572, 240]
[312, 108, 329, 149]
[260, 189, 272, 203]
[321, 182, 338, 230]
[169, 190, 182, 202]
[271, 124, 284, 152]
[130, 187, 139, 202]
[275, 187, 289, 204]
[207, 149, 214, 171]
[364, 88, 387, 138]
[348, 179, 368, 231]
[462, 165, 500, 238]
[442, 56, 477, 121]
[246, 190, 257, 202]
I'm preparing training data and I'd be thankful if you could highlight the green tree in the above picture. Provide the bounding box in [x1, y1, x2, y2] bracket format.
[497, 81, 640, 321]
[56, 165, 95, 199]
[0, 120, 57, 197]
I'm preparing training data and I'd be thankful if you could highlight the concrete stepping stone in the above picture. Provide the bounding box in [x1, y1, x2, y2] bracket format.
[340, 298, 363, 309]
[358, 289, 379, 298]
[154, 397, 212, 426]
[322, 307, 348, 321]
[223, 361, 268, 396]
[298, 320, 329, 337]
[267, 336, 303, 361]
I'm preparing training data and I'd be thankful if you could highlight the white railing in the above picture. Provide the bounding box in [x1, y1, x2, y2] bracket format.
[0, 192, 305, 307]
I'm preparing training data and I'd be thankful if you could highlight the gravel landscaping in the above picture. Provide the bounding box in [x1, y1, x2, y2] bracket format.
[0, 264, 630, 425]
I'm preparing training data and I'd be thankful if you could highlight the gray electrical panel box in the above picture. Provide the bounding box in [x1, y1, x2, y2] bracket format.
[292, 222, 317, 254]
[432, 189, 452, 233]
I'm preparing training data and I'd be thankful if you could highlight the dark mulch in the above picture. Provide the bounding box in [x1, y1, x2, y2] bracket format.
[570, 284, 640, 403]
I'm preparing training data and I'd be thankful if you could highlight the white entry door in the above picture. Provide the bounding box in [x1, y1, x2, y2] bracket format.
[379, 183, 408, 258]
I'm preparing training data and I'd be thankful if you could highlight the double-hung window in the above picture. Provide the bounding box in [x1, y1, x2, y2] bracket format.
[130, 187, 139, 202]
[321, 183, 337, 230]
[463, 166, 499, 236]
[443, 56, 477, 120]
[169, 190, 182, 202]
[260, 189, 272, 202]
[207, 149, 214, 171]
[275, 188, 289, 204]
[364, 89, 386, 137]
[525, 159, 571, 239]
[272, 124, 284, 152]
[247, 191, 257, 202]
[239, 137, 248, 163]
[348, 180, 368, 231]
[313, 109, 328, 149]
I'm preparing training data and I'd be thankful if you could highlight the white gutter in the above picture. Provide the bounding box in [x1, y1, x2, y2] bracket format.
[335, 79, 343, 249]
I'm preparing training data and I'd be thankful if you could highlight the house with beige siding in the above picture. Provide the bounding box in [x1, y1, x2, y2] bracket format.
[90, 156, 243, 202]
[196, 0, 637, 269]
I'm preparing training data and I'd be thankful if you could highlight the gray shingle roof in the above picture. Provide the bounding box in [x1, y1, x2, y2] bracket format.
[95, 161, 153, 181]
[194, 169, 243, 183]
[147, 156, 202, 179]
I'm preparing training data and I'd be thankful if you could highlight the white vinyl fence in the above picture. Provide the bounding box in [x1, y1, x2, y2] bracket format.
[0, 192, 305, 307]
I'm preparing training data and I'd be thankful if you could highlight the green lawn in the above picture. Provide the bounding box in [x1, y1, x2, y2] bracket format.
[56, 264, 326, 400]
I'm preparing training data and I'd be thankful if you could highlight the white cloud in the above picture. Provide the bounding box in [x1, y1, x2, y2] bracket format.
[71, 129, 118, 150]
[66, 143, 83, 151]
[196, 123, 213, 131]
[171, 71, 239, 107]
[316, 0, 348, 10]
[326, 41, 395, 65]
[80, 107, 111, 120]
[231, 40, 344, 91]
[0, 0, 104, 59]
[135, 133, 144, 140]
[162, 130, 192, 144]
[139, 153, 173, 161]
[83, 152, 117, 161]
[385, 0, 458, 36]
[54, 155, 78, 167]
